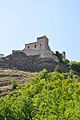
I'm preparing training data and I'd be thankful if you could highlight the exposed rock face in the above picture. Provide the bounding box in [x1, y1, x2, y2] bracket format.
[0, 51, 69, 72]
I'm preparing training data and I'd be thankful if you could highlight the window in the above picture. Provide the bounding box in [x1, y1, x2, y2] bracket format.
[28, 46, 29, 49]
[35, 45, 37, 48]
[40, 44, 41, 49]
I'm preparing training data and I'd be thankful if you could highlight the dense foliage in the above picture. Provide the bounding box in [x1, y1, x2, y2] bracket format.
[0, 69, 80, 120]
[69, 61, 80, 72]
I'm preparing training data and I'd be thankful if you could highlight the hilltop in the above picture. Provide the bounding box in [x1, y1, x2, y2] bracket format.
[0, 51, 69, 72]
[0, 36, 69, 72]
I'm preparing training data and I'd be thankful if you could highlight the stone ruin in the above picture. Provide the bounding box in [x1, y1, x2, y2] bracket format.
[12, 35, 59, 62]
[0, 35, 68, 72]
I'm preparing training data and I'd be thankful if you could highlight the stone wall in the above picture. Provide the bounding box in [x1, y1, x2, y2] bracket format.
[22, 49, 59, 62]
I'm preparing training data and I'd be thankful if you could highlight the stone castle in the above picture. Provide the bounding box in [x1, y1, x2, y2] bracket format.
[12, 35, 65, 62]
[0, 35, 68, 72]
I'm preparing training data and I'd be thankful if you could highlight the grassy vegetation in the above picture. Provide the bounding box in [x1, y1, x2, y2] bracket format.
[0, 69, 80, 119]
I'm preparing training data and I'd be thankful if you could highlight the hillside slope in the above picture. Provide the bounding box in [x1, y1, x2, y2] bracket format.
[0, 69, 38, 97]
[0, 69, 80, 120]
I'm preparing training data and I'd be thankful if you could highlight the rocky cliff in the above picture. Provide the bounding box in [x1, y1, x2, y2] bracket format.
[0, 51, 69, 72]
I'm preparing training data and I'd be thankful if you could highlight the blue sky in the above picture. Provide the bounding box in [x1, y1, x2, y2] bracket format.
[0, 0, 80, 61]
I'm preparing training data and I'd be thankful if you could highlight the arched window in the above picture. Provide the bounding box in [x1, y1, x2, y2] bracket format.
[28, 46, 29, 49]
[40, 44, 41, 46]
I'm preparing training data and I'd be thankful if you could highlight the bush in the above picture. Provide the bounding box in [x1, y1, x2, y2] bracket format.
[0, 70, 80, 120]
[69, 61, 80, 72]
[11, 79, 18, 89]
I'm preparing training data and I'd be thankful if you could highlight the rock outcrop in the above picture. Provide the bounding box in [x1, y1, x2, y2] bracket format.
[0, 51, 69, 72]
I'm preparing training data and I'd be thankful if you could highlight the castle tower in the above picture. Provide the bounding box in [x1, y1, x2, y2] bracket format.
[24, 35, 50, 51]
[37, 35, 50, 50]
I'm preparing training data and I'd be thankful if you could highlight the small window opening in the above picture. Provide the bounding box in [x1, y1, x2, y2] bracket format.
[35, 45, 37, 48]
[40, 44, 41, 49]
[28, 46, 29, 49]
